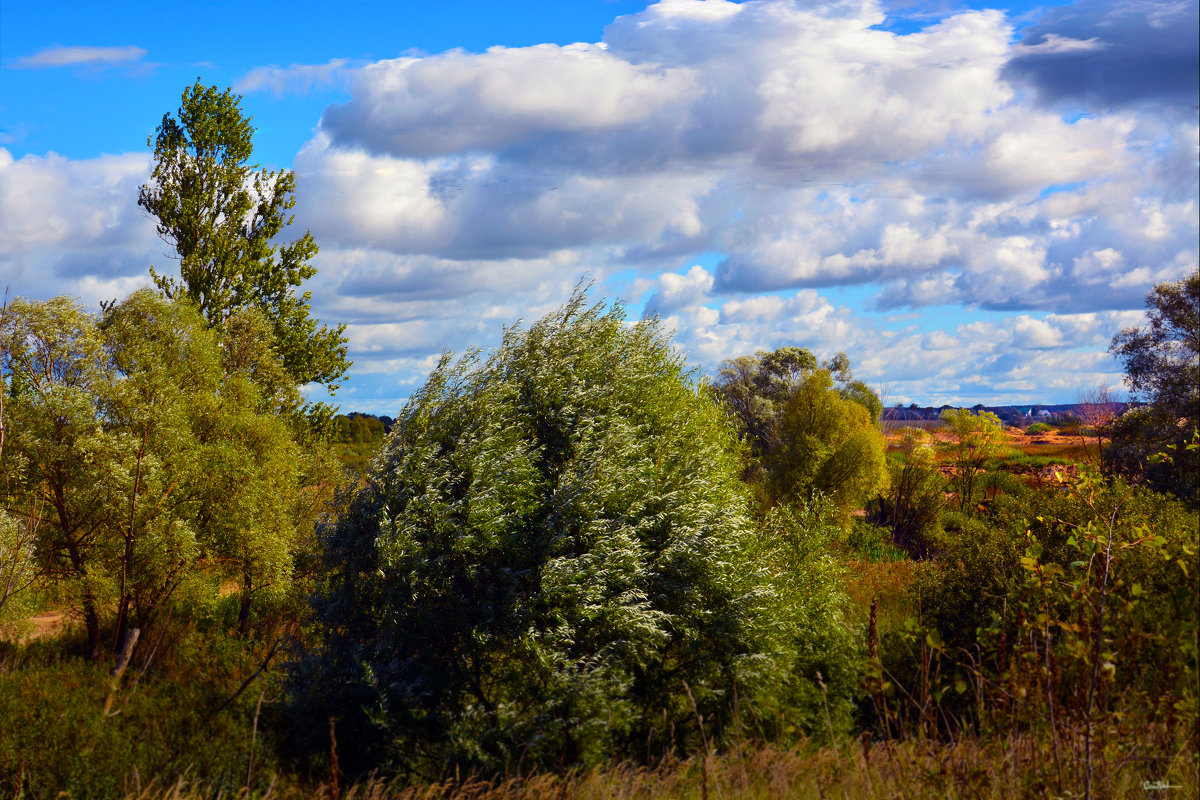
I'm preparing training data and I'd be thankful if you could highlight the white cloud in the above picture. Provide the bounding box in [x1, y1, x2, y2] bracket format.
[13, 45, 147, 68]
[234, 58, 356, 96]
[3, 0, 1196, 408]
[0, 148, 158, 304]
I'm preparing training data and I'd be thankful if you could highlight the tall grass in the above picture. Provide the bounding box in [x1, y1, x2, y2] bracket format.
[122, 734, 1198, 799]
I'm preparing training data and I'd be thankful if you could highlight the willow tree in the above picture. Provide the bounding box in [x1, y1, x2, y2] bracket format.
[298, 290, 859, 775]
[138, 80, 349, 393]
[0, 292, 309, 656]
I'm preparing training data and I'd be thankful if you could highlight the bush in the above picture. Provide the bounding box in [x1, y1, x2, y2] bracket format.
[867, 430, 944, 558]
[842, 520, 909, 563]
[294, 290, 860, 776]
[1025, 422, 1054, 435]
[0, 631, 280, 799]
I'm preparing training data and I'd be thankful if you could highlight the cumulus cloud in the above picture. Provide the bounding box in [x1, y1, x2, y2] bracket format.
[12, 45, 147, 68]
[0, 148, 159, 302]
[4, 0, 1197, 408]
[295, 0, 1193, 318]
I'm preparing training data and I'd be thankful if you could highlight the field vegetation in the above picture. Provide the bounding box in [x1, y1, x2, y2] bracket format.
[1, 84, 1197, 799]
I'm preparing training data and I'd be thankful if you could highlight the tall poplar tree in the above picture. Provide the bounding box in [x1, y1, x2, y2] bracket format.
[138, 80, 350, 393]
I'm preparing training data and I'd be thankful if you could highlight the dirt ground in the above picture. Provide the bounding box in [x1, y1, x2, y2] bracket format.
[22, 609, 70, 640]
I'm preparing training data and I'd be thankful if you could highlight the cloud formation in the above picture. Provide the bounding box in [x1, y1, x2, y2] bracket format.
[3, 0, 1196, 410]
[0, 148, 159, 300]
[279, 0, 1195, 406]
[12, 45, 147, 68]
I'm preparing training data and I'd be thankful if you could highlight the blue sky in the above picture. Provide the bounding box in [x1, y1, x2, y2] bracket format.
[2, 0, 1197, 412]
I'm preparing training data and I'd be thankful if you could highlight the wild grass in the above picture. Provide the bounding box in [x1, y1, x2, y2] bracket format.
[840, 557, 920, 633]
[120, 733, 1199, 800]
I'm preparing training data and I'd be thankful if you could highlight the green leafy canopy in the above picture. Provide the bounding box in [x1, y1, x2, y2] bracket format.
[299, 288, 859, 775]
[138, 80, 350, 393]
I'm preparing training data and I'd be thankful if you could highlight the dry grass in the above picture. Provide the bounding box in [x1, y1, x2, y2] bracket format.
[841, 558, 920, 632]
[122, 734, 1200, 800]
[22, 609, 69, 640]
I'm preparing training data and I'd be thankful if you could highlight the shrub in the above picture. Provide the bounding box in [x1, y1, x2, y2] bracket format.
[293, 290, 859, 776]
[843, 520, 909, 564]
[0, 631, 279, 798]
[1025, 422, 1054, 435]
[867, 429, 944, 558]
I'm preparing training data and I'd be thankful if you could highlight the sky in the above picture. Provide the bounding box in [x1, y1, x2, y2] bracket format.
[1, 0, 1196, 414]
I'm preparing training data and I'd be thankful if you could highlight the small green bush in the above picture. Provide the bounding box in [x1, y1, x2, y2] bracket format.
[1025, 422, 1054, 435]
[842, 521, 909, 563]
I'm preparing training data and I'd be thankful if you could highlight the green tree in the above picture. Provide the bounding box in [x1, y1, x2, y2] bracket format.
[1, 297, 113, 656]
[767, 369, 888, 515]
[710, 346, 886, 514]
[869, 428, 945, 557]
[939, 408, 1005, 515]
[1108, 268, 1199, 504]
[138, 80, 350, 393]
[0, 292, 314, 655]
[1111, 269, 1199, 421]
[296, 290, 858, 775]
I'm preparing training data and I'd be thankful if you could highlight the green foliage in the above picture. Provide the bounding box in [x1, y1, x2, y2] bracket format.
[297, 290, 858, 776]
[710, 347, 887, 516]
[742, 499, 864, 739]
[842, 520, 909, 564]
[1025, 422, 1054, 435]
[1110, 268, 1199, 421]
[0, 292, 316, 654]
[1108, 269, 1199, 505]
[873, 469, 1198, 776]
[767, 371, 888, 516]
[330, 413, 390, 473]
[938, 408, 1005, 515]
[0, 510, 37, 633]
[138, 80, 350, 392]
[915, 510, 1020, 652]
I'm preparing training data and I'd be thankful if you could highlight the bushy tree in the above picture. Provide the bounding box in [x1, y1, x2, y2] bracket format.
[1108, 269, 1199, 505]
[139, 80, 350, 393]
[0, 292, 311, 655]
[710, 347, 886, 515]
[298, 291, 859, 775]
[939, 408, 1005, 515]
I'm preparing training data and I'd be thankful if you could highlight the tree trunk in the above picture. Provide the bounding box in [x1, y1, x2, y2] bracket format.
[64, 539, 103, 660]
[237, 567, 253, 637]
[112, 594, 130, 656]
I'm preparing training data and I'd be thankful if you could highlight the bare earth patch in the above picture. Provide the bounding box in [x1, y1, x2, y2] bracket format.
[25, 609, 69, 640]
